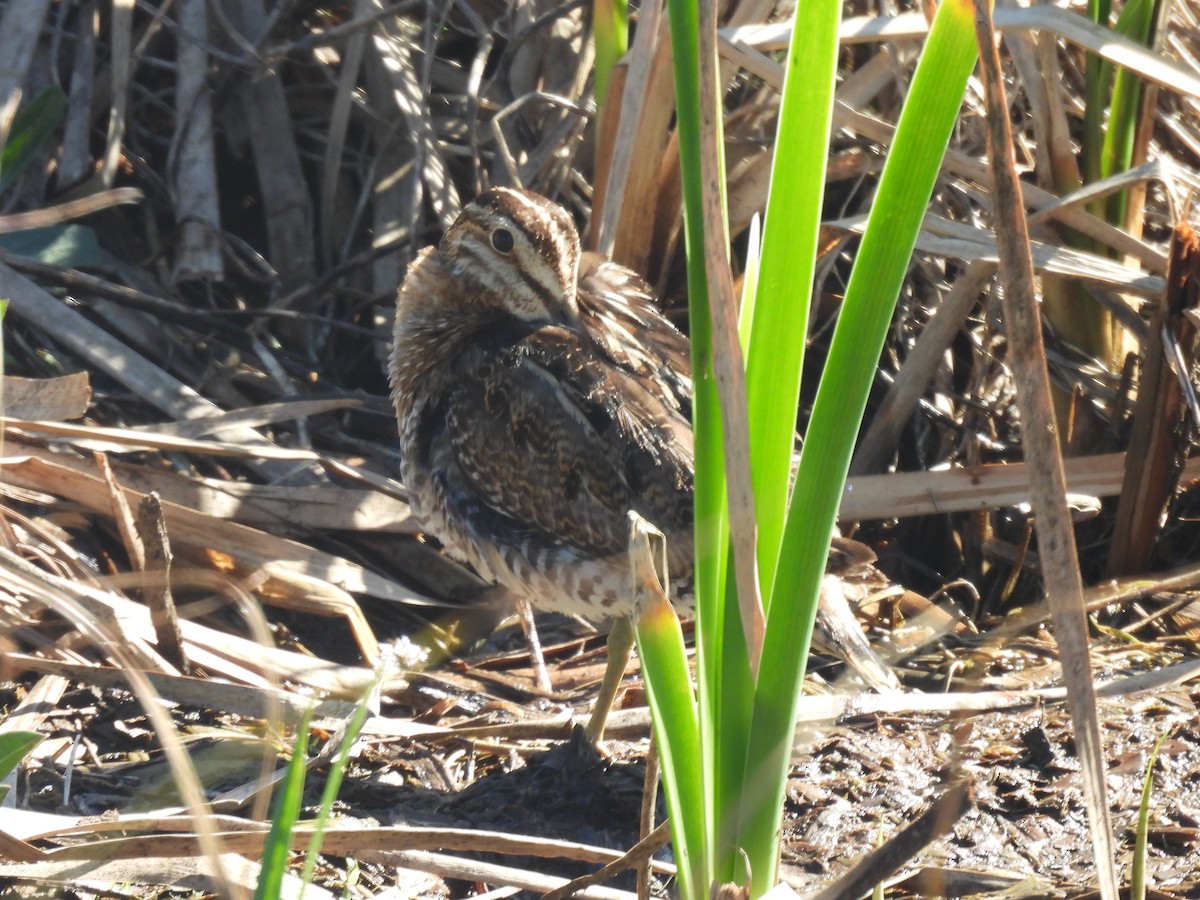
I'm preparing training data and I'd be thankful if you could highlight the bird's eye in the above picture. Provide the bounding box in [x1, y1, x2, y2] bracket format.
[491, 228, 515, 254]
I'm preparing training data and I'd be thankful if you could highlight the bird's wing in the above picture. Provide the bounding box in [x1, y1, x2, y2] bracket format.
[438, 323, 693, 557]
[577, 255, 692, 416]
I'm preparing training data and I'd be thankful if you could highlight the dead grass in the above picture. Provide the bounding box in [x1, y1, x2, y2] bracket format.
[0, 0, 1199, 897]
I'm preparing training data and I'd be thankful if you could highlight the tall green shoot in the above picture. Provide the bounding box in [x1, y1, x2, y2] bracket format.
[636, 1, 983, 896]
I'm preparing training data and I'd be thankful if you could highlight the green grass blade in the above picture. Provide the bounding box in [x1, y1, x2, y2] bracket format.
[299, 674, 383, 895]
[255, 708, 314, 900]
[1131, 730, 1170, 900]
[1082, 0, 1111, 186]
[1085, 0, 1157, 207]
[738, 215, 761, 352]
[1098, 0, 1156, 225]
[592, 0, 628, 107]
[709, 560, 753, 884]
[1089, 0, 1113, 26]
[0, 731, 42, 781]
[635, 592, 705, 899]
[664, 1, 728, 889]
[707, 1, 842, 887]
[707, 217, 762, 883]
[664, 1, 725, 616]
[0, 85, 66, 194]
[744, 0, 842, 602]
[739, 0, 982, 887]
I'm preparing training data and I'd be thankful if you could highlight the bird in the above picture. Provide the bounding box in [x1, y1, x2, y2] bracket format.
[388, 187, 896, 735]
[389, 187, 693, 615]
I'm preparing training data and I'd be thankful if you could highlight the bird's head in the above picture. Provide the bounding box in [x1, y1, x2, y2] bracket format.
[438, 187, 583, 327]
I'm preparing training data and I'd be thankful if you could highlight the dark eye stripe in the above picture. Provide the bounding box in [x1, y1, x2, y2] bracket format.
[458, 234, 559, 313]
[516, 263, 559, 310]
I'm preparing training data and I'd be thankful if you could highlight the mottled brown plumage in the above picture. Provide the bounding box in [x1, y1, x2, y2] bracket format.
[389, 187, 694, 617]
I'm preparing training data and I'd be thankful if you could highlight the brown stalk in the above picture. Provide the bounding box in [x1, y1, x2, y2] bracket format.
[1109, 223, 1200, 575]
[973, 5, 1120, 899]
[698, 0, 764, 671]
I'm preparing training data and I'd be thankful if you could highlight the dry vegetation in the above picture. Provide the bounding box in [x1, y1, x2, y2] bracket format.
[1, 0, 1200, 897]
